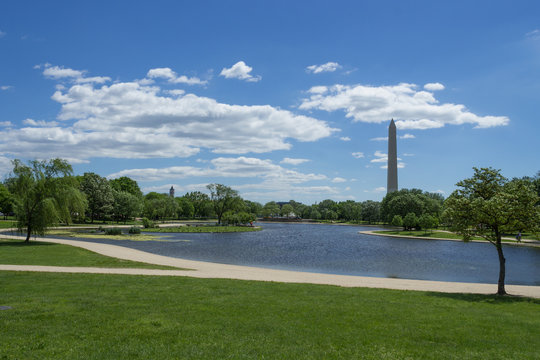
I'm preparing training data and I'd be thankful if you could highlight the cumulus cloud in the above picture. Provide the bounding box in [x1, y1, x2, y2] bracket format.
[280, 157, 310, 165]
[300, 82, 509, 129]
[400, 133, 415, 139]
[306, 62, 341, 74]
[220, 61, 261, 82]
[41, 64, 111, 84]
[352, 152, 364, 158]
[0, 69, 336, 162]
[146, 67, 207, 85]
[424, 82, 445, 91]
[371, 150, 404, 169]
[0, 155, 12, 179]
[331, 177, 346, 183]
[0, 121, 12, 127]
[339, 136, 351, 141]
[22, 118, 59, 127]
[108, 156, 327, 184]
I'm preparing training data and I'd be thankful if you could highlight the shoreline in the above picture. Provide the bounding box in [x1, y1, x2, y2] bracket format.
[1, 233, 539, 299]
[359, 230, 540, 248]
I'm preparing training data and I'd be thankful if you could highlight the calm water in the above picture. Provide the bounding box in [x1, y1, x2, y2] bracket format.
[55, 223, 540, 285]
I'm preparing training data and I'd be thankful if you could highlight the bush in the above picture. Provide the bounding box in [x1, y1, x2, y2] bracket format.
[141, 217, 155, 228]
[128, 226, 141, 234]
[105, 228, 122, 235]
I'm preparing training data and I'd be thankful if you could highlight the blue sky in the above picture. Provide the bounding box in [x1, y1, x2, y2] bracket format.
[1, 0, 539, 204]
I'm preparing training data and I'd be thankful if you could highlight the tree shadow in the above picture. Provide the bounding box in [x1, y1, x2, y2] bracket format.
[426, 291, 540, 304]
[0, 240, 55, 247]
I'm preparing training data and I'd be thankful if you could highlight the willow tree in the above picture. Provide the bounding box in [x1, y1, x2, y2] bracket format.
[444, 167, 540, 295]
[7, 159, 84, 242]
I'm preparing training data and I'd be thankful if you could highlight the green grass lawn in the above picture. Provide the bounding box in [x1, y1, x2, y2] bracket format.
[373, 230, 486, 241]
[0, 272, 538, 359]
[142, 225, 261, 233]
[0, 220, 17, 229]
[0, 239, 181, 270]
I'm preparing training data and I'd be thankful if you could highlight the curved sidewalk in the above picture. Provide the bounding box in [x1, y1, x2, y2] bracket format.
[1, 234, 539, 299]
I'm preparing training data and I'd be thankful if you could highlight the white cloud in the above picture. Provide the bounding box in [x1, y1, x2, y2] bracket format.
[220, 61, 261, 82]
[280, 157, 310, 165]
[526, 29, 540, 39]
[370, 136, 388, 141]
[1, 85, 12, 90]
[339, 136, 351, 141]
[371, 151, 387, 163]
[300, 82, 509, 129]
[146, 67, 207, 85]
[0, 156, 13, 179]
[424, 82, 445, 91]
[0, 121, 12, 127]
[352, 152, 364, 158]
[108, 156, 327, 185]
[42, 64, 111, 84]
[364, 186, 386, 193]
[0, 69, 336, 162]
[22, 118, 59, 127]
[306, 62, 341, 74]
[331, 177, 347, 183]
[400, 133, 415, 139]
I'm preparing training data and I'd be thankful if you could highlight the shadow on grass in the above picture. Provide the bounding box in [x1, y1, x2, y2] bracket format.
[0, 240, 55, 247]
[426, 291, 540, 304]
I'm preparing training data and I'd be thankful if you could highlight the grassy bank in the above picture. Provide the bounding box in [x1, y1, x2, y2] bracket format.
[142, 226, 261, 233]
[0, 271, 538, 359]
[0, 239, 181, 269]
[46, 229, 163, 241]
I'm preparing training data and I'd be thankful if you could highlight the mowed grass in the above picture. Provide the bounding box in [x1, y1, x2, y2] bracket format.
[0, 272, 538, 359]
[0, 239, 181, 270]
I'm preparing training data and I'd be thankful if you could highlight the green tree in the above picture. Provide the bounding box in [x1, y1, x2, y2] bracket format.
[281, 204, 294, 218]
[185, 191, 214, 218]
[244, 200, 262, 217]
[80, 172, 114, 223]
[391, 214, 403, 228]
[262, 201, 280, 218]
[109, 176, 143, 198]
[176, 197, 195, 219]
[0, 183, 14, 219]
[361, 201, 381, 224]
[206, 184, 243, 224]
[144, 192, 178, 220]
[444, 167, 540, 295]
[112, 190, 142, 223]
[418, 214, 437, 234]
[403, 212, 418, 231]
[7, 159, 81, 242]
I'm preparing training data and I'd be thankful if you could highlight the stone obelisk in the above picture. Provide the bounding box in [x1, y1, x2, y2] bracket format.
[387, 119, 398, 193]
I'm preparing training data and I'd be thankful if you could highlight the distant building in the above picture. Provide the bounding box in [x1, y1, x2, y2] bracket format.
[169, 186, 175, 198]
[387, 119, 398, 193]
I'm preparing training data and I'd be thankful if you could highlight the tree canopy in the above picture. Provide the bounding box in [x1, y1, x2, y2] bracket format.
[444, 167, 540, 295]
[207, 183, 243, 224]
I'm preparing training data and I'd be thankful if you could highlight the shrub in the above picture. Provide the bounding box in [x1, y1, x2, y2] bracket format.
[128, 226, 141, 234]
[141, 217, 155, 228]
[105, 228, 122, 235]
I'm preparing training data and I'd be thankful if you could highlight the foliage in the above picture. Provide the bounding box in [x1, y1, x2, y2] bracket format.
[109, 176, 143, 198]
[176, 197, 195, 218]
[141, 217, 155, 228]
[128, 226, 141, 234]
[222, 211, 256, 226]
[418, 214, 438, 233]
[360, 200, 381, 224]
[6, 158, 82, 242]
[262, 201, 281, 218]
[0, 183, 14, 219]
[444, 167, 540, 295]
[206, 183, 243, 224]
[144, 192, 178, 220]
[381, 188, 443, 224]
[280, 204, 294, 218]
[104, 227, 122, 235]
[402, 212, 418, 231]
[391, 214, 403, 227]
[184, 191, 214, 218]
[141, 225, 260, 233]
[80, 172, 114, 223]
[112, 190, 143, 223]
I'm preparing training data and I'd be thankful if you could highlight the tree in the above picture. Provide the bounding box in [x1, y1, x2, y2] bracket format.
[391, 214, 403, 228]
[403, 212, 418, 231]
[262, 201, 280, 218]
[418, 214, 437, 234]
[80, 172, 114, 223]
[184, 191, 214, 218]
[144, 192, 178, 220]
[444, 167, 540, 295]
[7, 159, 81, 242]
[206, 184, 243, 224]
[176, 197, 195, 219]
[281, 204, 294, 218]
[0, 183, 14, 219]
[361, 201, 381, 224]
[112, 190, 142, 223]
[109, 176, 143, 198]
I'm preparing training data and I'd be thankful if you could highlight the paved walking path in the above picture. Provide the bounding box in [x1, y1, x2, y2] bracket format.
[1, 234, 539, 298]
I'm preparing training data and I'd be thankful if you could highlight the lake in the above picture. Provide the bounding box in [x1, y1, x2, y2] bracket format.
[55, 222, 540, 285]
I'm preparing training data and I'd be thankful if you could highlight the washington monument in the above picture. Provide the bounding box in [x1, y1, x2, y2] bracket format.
[387, 119, 398, 193]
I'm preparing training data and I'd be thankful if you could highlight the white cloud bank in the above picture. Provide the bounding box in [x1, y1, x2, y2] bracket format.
[306, 62, 341, 74]
[220, 61, 261, 82]
[146, 67, 207, 85]
[280, 157, 310, 165]
[300, 82, 509, 129]
[0, 65, 336, 162]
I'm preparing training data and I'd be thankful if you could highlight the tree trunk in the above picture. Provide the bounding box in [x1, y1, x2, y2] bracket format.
[495, 235, 506, 295]
[25, 225, 31, 243]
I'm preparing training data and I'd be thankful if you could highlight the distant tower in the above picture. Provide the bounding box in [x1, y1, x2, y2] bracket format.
[169, 186, 175, 198]
[387, 119, 398, 193]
